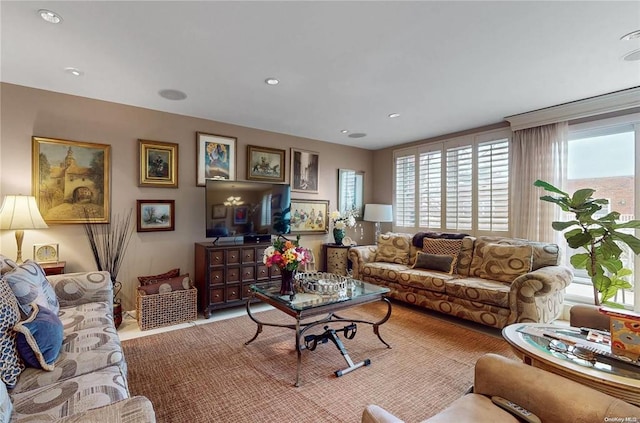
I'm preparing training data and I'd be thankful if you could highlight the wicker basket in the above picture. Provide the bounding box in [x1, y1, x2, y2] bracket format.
[136, 287, 198, 331]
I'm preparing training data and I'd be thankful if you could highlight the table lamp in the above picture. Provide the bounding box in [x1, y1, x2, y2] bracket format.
[363, 204, 393, 244]
[0, 195, 48, 263]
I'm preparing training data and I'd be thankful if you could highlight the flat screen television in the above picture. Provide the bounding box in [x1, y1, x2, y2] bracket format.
[205, 179, 291, 239]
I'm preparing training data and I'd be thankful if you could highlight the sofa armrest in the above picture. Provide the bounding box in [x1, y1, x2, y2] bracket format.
[349, 246, 378, 279]
[361, 404, 405, 423]
[474, 353, 640, 422]
[47, 271, 113, 309]
[55, 396, 156, 423]
[508, 265, 573, 324]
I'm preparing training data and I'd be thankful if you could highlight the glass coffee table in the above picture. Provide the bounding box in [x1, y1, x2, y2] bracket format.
[245, 277, 391, 387]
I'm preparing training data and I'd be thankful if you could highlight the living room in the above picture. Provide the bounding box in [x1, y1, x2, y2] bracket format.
[1, 1, 640, 422]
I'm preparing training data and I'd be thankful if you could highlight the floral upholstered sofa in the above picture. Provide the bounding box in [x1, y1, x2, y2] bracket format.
[0, 257, 155, 422]
[349, 233, 573, 329]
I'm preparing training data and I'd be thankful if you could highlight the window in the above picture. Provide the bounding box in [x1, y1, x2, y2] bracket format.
[393, 129, 510, 235]
[563, 119, 638, 308]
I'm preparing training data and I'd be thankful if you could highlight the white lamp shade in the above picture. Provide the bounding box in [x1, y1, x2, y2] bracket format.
[363, 204, 393, 223]
[0, 195, 48, 230]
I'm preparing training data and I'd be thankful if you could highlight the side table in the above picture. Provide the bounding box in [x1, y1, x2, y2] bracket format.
[40, 261, 66, 276]
[322, 244, 352, 276]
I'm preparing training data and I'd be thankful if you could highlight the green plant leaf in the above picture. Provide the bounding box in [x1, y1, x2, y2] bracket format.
[569, 253, 590, 269]
[539, 195, 570, 211]
[597, 212, 620, 222]
[616, 268, 633, 277]
[601, 300, 625, 309]
[591, 273, 610, 292]
[612, 231, 640, 255]
[614, 219, 640, 229]
[551, 220, 579, 231]
[599, 258, 623, 274]
[566, 231, 592, 249]
[534, 180, 569, 197]
[570, 188, 596, 206]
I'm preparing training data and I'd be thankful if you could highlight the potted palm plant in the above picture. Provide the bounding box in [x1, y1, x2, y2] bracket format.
[534, 180, 640, 307]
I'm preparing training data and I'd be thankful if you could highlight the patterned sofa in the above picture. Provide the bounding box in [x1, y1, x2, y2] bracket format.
[1, 261, 156, 422]
[349, 233, 573, 329]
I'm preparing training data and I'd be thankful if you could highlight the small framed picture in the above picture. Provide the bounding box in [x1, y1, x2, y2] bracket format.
[137, 200, 175, 232]
[246, 145, 286, 182]
[212, 204, 227, 219]
[139, 139, 179, 188]
[290, 199, 329, 234]
[196, 132, 236, 186]
[233, 206, 248, 225]
[291, 148, 319, 193]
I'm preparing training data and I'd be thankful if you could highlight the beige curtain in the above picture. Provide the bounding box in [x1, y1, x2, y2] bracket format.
[511, 122, 568, 242]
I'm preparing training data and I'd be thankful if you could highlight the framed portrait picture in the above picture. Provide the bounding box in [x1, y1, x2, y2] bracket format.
[196, 132, 236, 186]
[246, 145, 286, 182]
[32, 136, 111, 224]
[139, 139, 178, 188]
[233, 206, 249, 225]
[291, 148, 319, 193]
[212, 204, 227, 219]
[136, 200, 175, 232]
[289, 199, 329, 234]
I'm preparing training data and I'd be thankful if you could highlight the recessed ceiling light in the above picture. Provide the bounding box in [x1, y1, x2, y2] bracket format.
[623, 49, 640, 62]
[64, 67, 83, 77]
[348, 133, 367, 138]
[159, 89, 188, 100]
[388, 113, 401, 118]
[38, 9, 62, 24]
[340, 130, 349, 134]
[621, 30, 640, 41]
[265, 78, 279, 85]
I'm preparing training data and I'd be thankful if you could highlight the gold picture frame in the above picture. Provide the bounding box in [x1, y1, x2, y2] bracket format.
[246, 145, 286, 182]
[32, 136, 111, 224]
[139, 139, 179, 188]
[196, 132, 236, 186]
[289, 199, 329, 234]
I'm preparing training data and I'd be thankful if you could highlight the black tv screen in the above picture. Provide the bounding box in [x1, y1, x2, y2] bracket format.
[205, 180, 291, 238]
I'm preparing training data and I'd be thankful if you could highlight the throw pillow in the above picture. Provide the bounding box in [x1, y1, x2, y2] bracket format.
[137, 274, 192, 295]
[475, 243, 533, 283]
[0, 381, 12, 423]
[137, 268, 181, 286]
[412, 252, 455, 273]
[422, 238, 463, 274]
[13, 303, 63, 371]
[0, 279, 25, 389]
[4, 260, 59, 316]
[375, 233, 412, 265]
[0, 255, 17, 275]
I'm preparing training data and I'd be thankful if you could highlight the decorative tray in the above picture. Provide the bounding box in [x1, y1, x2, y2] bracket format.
[295, 272, 349, 296]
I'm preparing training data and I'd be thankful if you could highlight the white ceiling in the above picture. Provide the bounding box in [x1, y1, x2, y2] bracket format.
[2, 1, 639, 150]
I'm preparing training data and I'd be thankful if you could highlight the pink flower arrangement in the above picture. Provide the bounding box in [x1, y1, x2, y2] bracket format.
[263, 236, 309, 272]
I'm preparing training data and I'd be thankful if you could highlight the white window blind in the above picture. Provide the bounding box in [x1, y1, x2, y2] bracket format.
[418, 150, 442, 228]
[395, 153, 416, 227]
[477, 139, 509, 231]
[445, 145, 473, 230]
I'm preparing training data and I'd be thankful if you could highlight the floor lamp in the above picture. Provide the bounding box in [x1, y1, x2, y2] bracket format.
[363, 204, 393, 244]
[0, 195, 48, 263]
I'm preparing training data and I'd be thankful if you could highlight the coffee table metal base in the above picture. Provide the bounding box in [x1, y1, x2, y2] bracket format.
[245, 297, 392, 387]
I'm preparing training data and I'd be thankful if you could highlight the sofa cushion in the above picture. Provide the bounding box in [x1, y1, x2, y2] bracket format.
[444, 276, 511, 308]
[137, 273, 191, 295]
[471, 242, 533, 283]
[4, 260, 59, 315]
[14, 303, 64, 371]
[0, 280, 24, 389]
[413, 252, 455, 273]
[375, 233, 412, 265]
[0, 381, 11, 423]
[137, 268, 181, 286]
[423, 238, 463, 274]
[58, 301, 114, 333]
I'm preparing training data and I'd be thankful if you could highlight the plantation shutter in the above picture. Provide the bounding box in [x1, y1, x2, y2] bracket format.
[477, 139, 509, 231]
[446, 145, 473, 230]
[395, 153, 416, 227]
[418, 149, 442, 229]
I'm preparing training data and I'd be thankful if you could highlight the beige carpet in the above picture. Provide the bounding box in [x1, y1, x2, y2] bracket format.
[122, 301, 517, 423]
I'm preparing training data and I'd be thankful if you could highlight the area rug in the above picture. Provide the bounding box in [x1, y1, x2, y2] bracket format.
[122, 301, 517, 423]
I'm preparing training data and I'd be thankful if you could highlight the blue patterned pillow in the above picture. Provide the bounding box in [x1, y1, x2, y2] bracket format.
[0, 254, 16, 275]
[14, 303, 63, 371]
[0, 279, 24, 389]
[4, 260, 59, 316]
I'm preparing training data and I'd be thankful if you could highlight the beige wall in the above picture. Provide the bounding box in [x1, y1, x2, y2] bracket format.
[0, 83, 376, 310]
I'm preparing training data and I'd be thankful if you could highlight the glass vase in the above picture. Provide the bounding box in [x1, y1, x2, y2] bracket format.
[333, 228, 346, 245]
[280, 268, 296, 300]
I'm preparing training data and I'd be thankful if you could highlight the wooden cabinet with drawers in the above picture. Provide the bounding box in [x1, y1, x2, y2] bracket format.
[194, 242, 281, 318]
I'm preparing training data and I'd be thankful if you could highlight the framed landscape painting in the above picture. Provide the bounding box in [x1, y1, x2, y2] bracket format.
[246, 145, 285, 182]
[196, 132, 236, 186]
[32, 136, 111, 224]
[291, 148, 319, 193]
[139, 139, 178, 188]
[289, 199, 329, 234]
[137, 200, 175, 232]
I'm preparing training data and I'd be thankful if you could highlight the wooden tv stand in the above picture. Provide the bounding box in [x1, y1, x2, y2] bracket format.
[194, 242, 281, 318]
